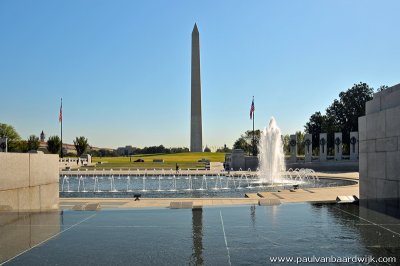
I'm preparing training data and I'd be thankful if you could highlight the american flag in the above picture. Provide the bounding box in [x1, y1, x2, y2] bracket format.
[250, 97, 255, 119]
[59, 98, 63, 123]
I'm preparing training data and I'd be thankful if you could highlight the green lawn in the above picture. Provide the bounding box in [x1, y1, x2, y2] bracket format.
[84, 152, 225, 170]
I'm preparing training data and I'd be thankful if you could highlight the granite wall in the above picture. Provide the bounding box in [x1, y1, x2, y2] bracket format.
[359, 83, 400, 217]
[0, 153, 59, 211]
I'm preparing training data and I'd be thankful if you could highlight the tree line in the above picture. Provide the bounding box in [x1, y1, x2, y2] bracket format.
[113, 145, 190, 156]
[304, 82, 386, 155]
[1, 123, 230, 157]
[0, 124, 50, 152]
[0, 123, 89, 156]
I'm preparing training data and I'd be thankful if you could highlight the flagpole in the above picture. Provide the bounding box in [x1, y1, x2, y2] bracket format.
[252, 96, 255, 156]
[60, 98, 63, 158]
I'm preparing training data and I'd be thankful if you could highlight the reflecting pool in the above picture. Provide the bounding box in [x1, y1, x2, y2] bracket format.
[1, 203, 399, 265]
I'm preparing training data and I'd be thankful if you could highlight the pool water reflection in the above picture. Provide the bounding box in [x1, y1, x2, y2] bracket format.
[1, 203, 399, 265]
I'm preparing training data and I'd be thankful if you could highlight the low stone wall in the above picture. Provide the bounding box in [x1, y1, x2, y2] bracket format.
[59, 155, 92, 169]
[286, 161, 358, 172]
[244, 156, 258, 171]
[359, 83, 400, 218]
[0, 153, 59, 211]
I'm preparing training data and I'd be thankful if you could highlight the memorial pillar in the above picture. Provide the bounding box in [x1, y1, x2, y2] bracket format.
[304, 134, 312, 162]
[0, 138, 7, 152]
[334, 132, 343, 161]
[289, 134, 297, 162]
[319, 133, 327, 161]
[350, 131, 359, 161]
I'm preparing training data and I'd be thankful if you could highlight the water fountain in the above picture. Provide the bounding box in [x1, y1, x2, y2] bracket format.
[93, 176, 101, 192]
[126, 176, 132, 192]
[200, 175, 207, 190]
[257, 117, 286, 184]
[171, 175, 177, 191]
[109, 175, 116, 192]
[157, 175, 162, 191]
[213, 175, 222, 190]
[77, 175, 87, 192]
[61, 175, 70, 192]
[142, 175, 147, 192]
[187, 175, 193, 191]
[59, 167, 351, 198]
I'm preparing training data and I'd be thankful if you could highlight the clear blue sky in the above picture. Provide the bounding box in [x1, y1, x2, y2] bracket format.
[0, 0, 399, 149]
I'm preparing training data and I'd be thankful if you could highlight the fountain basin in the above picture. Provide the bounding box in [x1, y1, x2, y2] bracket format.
[59, 174, 357, 198]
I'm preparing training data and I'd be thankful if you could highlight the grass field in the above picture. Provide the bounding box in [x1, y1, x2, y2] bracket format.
[84, 152, 226, 170]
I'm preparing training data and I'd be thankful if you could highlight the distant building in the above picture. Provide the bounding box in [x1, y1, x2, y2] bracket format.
[38, 130, 48, 153]
[62, 143, 77, 155]
[38, 141, 77, 155]
[37, 129, 114, 155]
[40, 130, 45, 142]
[89, 146, 114, 152]
[116, 145, 135, 156]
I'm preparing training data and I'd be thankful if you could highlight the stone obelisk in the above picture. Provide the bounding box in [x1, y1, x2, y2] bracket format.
[191, 23, 203, 152]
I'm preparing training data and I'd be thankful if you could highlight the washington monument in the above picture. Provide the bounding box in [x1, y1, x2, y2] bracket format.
[191, 23, 203, 152]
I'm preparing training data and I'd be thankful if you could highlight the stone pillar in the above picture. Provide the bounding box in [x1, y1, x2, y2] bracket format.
[304, 134, 312, 162]
[350, 132, 359, 161]
[334, 132, 342, 161]
[319, 133, 327, 161]
[289, 134, 297, 162]
[0, 137, 7, 152]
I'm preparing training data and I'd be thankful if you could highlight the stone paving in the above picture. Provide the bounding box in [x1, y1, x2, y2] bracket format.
[60, 198, 259, 209]
[60, 172, 359, 209]
[254, 186, 358, 204]
[251, 172, 359, 203]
